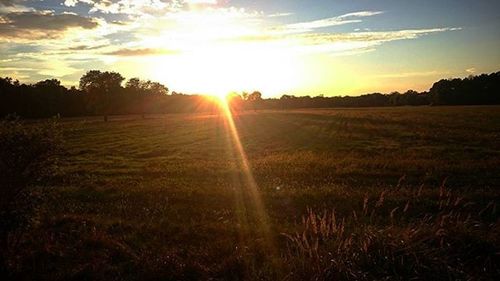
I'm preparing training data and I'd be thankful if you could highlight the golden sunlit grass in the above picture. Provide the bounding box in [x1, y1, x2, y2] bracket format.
[3, 106, 500, 280]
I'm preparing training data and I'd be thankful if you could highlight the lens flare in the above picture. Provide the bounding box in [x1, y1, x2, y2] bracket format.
[218, 98, 281, 270]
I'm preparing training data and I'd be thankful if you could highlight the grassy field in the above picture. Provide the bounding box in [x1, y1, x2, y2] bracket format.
[6, 106, 500, 280]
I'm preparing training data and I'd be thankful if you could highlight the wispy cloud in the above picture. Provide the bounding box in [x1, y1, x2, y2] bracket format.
[466, 67, 476, 74]
[268, 12, 293, 18]
[104, 47, 179, 56]
[298, 28, 460, 46]
[68, 44, 108, 51]
[284, 11, 383, 32]
[228, 27, 460, 56]
[373, 70, 450, 79]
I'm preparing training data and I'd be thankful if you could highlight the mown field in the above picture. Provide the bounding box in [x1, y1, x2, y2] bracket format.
[6, 106, 500, 280]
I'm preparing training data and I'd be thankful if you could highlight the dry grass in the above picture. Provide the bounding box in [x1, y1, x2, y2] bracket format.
[282, 183, 499, 280]
[2, 106, 500, 280]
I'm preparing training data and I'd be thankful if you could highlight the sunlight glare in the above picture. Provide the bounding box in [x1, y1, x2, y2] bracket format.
[218, 95, 279, 263]
[143, 9, 304, 96]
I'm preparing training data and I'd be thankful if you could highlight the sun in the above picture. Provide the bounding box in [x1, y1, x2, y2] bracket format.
[200, 92, 233, 114]
[205, 92, 230, 104]
[140, 8, 304, 97]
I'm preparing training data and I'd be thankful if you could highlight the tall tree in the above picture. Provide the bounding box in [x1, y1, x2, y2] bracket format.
[79, 70, 124, 121]
[248, 91, 263, 111]
[125, 78, 168, 118]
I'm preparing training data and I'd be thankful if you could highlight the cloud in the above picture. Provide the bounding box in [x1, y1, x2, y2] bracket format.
[62, 0, 180, 15]
[60, 1, 236, 16]
[373, 70, 450, 79]
[466, 67, 476, 74]
[0, 0, 17, 6]
[288, 28, 460, 55]
[184, 0, 217, 4]
[0, 11, 99, 40]
[284, 11, 383, 32]
[268, 12, 293, 18]
[103, 47, 179, 56]
[227, 27, 459, 56]
[2, 11, 98, 30]
[301, 28, 459, 44]
[68, 44, 108, 51]
[0, 0, 31, 13]
[63, 0, 123, 14]
[339, 11, 384, 18]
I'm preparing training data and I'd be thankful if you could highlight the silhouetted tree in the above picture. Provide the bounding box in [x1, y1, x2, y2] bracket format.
[80, 70, 125, 121]
[32, 79, 68, 117]
[248, 91, 263, 111]
[280, 94, 295, 110]
[125, 78, 169, 118]
[429, 72, 500, 105]
[1, 70, 499, 119]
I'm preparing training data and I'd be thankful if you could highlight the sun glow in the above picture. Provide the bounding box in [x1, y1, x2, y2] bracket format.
[131, 8, 306, 97]
[1, 0, 470, 97]
[202, 92, 229, 106]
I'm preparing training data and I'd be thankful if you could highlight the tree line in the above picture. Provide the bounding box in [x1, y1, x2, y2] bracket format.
[1, 70, 499, 119]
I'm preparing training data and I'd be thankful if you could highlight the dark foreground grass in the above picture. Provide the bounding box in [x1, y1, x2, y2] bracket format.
[4, 106, 500, 280]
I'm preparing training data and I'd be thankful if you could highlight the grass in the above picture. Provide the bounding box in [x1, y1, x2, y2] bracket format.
[4, 106, 500, 280]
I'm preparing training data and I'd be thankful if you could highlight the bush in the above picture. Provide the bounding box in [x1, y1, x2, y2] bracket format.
[0, 115, 63, 277]
[0, 115, 63, 208]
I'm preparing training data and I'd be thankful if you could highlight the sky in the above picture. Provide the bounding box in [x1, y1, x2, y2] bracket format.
[0, 0, 499, 97]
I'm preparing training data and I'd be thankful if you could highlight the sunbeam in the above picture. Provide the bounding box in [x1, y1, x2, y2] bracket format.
[218, 97, 281, 272]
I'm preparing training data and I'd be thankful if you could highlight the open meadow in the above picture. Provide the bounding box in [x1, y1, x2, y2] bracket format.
[5, 106, 500, 280]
